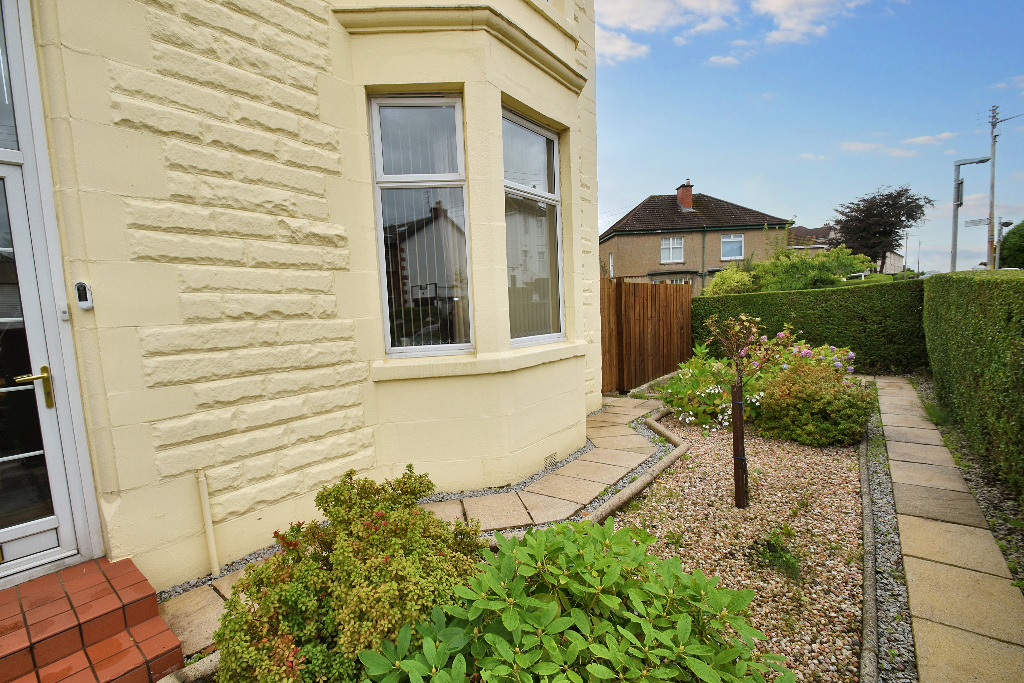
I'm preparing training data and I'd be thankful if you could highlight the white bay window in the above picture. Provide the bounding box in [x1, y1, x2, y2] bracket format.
[503, 113, 563, 344]
[371, 97, 472, 354]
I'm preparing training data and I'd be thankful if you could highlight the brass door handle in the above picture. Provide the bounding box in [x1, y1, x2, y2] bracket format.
[14, 365, 54, 408]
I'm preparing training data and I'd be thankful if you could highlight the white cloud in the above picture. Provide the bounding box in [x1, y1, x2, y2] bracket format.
[753, 0, 869, 44]
[595, 26, 651, 65]
[596, 0, 738, 33]
[672, 35, 689, 46]
[840, 141, 918, 157]
[707, 55, 740, 66]
[905, 133, 958, 146]
[800, 153, 827, 160]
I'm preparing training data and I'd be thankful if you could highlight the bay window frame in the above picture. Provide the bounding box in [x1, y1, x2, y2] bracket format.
[502, 110, 565, 349]
[370, 96, 475, 357]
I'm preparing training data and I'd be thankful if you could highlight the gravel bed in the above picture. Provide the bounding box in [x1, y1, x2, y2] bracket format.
[909, 377, 1024, 593]
[865, 408, 917, 682]
[613, 417, 864, 683]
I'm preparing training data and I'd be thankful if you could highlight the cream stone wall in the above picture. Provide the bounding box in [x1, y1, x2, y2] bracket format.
[30, 0, 598, 588]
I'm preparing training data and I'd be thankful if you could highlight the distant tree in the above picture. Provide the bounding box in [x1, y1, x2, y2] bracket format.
[1001, 220, 1024, 269]
[824, 186, 934, 272]
[754, 245, 872, 292]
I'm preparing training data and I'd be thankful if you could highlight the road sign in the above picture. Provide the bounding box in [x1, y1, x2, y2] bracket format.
[964, 218, 988, 227]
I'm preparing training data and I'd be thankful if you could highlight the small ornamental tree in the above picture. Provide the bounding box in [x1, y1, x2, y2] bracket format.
[704, 314, 790, 507]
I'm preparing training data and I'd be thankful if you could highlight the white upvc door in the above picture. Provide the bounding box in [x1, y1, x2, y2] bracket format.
[0, 0, 99, 583]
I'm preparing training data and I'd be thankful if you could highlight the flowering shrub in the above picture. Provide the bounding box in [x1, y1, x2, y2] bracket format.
[215, 467, 482, 683]
[657, 344, 761, 431]
[756, 364, 873, 446]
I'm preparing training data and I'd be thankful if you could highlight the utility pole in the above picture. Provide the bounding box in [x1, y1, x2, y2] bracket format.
[988, 105, 1024, 268]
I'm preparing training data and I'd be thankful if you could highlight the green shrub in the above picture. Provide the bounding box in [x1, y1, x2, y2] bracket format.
[215, 467, 483, 683]
[703, 264, 756, 296]
[924, 271, 1024, 502]
[693, 280, 927, 374]
[360, 520, 794, 683]
[756, 364, 873, 447]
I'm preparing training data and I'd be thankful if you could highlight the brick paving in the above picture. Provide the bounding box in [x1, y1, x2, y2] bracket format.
[0, 558, 182, 683]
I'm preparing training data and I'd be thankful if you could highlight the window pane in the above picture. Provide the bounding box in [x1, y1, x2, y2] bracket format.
[506, 193, 559, 338]
[722, 235, 743, 259]
[502, 118, 554, 193]
[381, 187, 470, 347]
[0, 7, 18, 151]
[379, 105, 458, 176]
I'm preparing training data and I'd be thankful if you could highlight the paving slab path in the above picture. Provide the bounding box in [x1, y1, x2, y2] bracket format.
[876, 377, 1024, 682]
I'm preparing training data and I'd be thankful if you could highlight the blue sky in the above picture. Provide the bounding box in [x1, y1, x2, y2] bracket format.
[594, 0, 1024, 272]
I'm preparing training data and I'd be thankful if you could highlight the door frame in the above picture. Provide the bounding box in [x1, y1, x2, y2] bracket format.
[0, 0, 101, 586]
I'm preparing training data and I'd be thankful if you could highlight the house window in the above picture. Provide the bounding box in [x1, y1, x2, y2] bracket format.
[669, 278, 691, 285]
[371, 97, 472, 354]
[661, 236, 684, 263]
[503, 112, 563, 344]
[721, 233, 744, 260]
[608, 252, 614, 278]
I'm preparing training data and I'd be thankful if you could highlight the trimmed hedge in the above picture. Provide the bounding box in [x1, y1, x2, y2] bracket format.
[924, 271, 1024, 502]
[692, 280, 927, 374]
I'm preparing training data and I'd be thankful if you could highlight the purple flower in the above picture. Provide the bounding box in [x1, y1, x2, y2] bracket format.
[802, 349, 813, 357]
[760, 336, 768, 342]
[751, 361, 760, 369]
[847, 366, 855, 373]
[847, 351, 855, 360]
[782, 364, 789, 370]
[777, 331, 787, 338]
[739, 347, 747, 357]
[834, 361, 842, 369]
[830, 345, 836, 352]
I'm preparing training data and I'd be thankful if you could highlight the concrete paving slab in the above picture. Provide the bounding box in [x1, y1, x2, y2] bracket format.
[525, 473, 608, 504]
[636, 400, 664, 412]
[880, 413, 936, 430]
[877, 399, 928, 417]
[877, 390, 922, 402]
[587, 414, 630, 426]
[158, 586, 224, 656]
[886, 441, 956, 468]
[913, 618, 1024, 683]
[889, 461, 970, 492]
[585, 425, 635, 438]
[884, 425, 946, 446]
[904, 557, 1024, 645]
[420, 499, 465, 524]
[518, 492, 582, 524]
[603, 397, 646, 408]
[892, 483, 988, 528]
[556, 459, 631, 485]
[211, 569, 244, 600]
[463, 493, 531, 531]
[580, 448, 650, 469]
[587, 435, 657, 454]
[897, 515, 1012, 578]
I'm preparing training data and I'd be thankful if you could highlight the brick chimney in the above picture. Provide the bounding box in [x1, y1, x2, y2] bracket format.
[676, 180, 694, 211]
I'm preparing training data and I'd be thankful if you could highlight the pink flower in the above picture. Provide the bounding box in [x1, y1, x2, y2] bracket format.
[760, 336, 768, 342]
[777, 331, 787, 338]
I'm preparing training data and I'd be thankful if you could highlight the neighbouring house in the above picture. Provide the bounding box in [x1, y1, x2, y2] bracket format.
[787, 226, 832, 253]
[598, 181, 788, 295]
[0, 0, 599, 591]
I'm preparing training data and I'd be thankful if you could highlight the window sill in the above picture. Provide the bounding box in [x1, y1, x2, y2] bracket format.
[370, 339, 587, 382]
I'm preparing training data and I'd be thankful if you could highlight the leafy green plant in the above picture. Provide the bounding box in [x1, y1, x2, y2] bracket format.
[361, 520, 794, 683]
[756, 364, 873, 447]
[750, 531, 802, 582]
[214, 467, 483, 683]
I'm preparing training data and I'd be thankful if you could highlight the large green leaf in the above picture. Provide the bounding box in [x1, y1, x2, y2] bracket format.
[685, 657, 721, 683]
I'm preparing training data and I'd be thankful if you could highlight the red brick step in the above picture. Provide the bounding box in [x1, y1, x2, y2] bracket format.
[0, 560, 183, 683]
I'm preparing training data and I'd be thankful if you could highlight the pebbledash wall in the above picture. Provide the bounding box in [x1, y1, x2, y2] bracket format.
[31, 0, 599, 589]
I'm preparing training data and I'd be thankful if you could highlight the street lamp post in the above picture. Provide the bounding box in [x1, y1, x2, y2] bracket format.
[996, 219, 1013, 269]
[951, 156, 991, 272]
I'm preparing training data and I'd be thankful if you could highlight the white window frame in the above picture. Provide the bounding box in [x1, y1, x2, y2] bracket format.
[608, 252, 614, 278]
[503, 110, 565, 349]
[721, 233, 744, 260]
[370, 96, 474, 357]
[660, 236, 684, 263]
[669, 278, 691, 285]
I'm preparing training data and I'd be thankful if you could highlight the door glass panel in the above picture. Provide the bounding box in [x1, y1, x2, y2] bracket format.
[0, 8, 17, 151]
[0, 177, 50, 531]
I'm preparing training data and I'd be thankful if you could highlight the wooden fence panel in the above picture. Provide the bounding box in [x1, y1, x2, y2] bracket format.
[600, 279, 692, 394]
